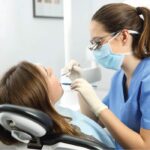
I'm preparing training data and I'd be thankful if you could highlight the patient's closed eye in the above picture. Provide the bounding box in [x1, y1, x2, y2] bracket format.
[44, 67, 48, 75]
[43, 67, 52, 77]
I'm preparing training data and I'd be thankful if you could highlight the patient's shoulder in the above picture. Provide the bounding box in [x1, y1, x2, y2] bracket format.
[55, 105, 78, 118]
[71, 124, 102, 144]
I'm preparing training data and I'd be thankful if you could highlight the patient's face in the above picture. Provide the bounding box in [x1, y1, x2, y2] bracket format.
[36, 64, 64, 104]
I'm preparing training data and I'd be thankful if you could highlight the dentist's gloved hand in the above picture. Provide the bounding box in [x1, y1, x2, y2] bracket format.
[71, 78, 108, 116]
[62, 59, 83, 81]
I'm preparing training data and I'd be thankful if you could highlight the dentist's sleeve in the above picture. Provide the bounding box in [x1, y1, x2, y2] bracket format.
[102, 94, 110, 108]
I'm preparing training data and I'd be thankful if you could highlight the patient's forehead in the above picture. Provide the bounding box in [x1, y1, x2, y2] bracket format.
[35, 64, 52, 77]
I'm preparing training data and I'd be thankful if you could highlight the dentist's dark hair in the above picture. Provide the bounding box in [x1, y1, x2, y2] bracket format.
[92, 3, 150, 59]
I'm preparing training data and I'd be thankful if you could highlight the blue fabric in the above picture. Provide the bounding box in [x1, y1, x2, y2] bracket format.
[93, 43, 124, 70]
[103, 58, 150, 149]
[55, 106, 115, 148]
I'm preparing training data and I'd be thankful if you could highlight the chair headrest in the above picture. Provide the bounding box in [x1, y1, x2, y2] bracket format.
[0, 104, 53, 143]
[0, 105, 112, 150]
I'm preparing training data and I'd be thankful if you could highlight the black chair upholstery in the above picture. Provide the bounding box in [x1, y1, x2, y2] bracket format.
[0, 104, 113, 150]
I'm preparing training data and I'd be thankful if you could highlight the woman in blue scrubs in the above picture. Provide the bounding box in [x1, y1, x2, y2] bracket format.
[64, 3, 150, 149]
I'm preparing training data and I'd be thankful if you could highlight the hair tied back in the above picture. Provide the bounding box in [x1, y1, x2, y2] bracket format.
[136, 7, 144, 20]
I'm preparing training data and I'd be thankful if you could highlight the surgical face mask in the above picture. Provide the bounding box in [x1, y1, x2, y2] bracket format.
[92, 30, 139, 70]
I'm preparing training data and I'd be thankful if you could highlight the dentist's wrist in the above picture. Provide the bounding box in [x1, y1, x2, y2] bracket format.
[83, 95, 108, 117]
[95, 104, 108, 117]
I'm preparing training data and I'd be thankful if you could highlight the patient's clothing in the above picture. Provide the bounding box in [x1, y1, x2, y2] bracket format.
[103, 58, 150, 149]
[55, 106, 115, 148]
[71, 124, 104, 144]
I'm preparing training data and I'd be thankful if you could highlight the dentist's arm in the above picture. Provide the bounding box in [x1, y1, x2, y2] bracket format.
[71, 79, 150, 149]
[62, 60, 99, 121]
[78, 93, 98, 123]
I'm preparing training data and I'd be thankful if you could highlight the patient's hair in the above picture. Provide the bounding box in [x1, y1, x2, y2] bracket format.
[0, 61, 80, 145]
[92, 3, 150, 59]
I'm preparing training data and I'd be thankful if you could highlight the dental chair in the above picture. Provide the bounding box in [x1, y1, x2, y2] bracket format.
[0, 104, 113, 150]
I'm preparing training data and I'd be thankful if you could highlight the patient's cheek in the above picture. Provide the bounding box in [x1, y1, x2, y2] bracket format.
[49, 84, 64, 104]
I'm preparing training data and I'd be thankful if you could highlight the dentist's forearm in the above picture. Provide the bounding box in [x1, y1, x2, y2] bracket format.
[78, 94, 98, 122]
[99, 109, 146, 149]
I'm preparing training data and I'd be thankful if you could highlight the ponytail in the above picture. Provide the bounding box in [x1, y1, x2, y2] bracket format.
[136, 7, 150, 58]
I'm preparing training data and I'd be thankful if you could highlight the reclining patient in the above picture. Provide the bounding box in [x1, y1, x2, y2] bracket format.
[0, 61, 114, 148]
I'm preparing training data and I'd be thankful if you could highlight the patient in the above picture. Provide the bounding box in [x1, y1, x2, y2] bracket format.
[0, 61, 114, 148]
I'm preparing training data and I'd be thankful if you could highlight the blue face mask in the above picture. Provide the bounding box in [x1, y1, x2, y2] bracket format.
[92, 32, 134, 70]
[93, 42, 125, 70]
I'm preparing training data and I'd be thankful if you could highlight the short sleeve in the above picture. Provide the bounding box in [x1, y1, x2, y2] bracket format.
[102, 94, 109, 107]
[140, 75, 150, 129]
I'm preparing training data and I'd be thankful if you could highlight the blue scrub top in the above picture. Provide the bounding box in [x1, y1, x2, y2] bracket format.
[103, 58, 150, 149]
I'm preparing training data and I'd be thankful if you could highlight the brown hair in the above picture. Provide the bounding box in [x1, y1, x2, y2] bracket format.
[92, 3, 150, 59]
[0, 61, 80, 145]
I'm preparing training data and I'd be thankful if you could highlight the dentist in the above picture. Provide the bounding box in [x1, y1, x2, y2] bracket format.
[63, 3, 150, 149]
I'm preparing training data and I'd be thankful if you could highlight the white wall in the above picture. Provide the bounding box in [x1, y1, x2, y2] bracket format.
[91, 0, 124, 13]
[124, 0, 150, 8]
[0, 0, 64, 77]
[63, 0, 93, 67]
